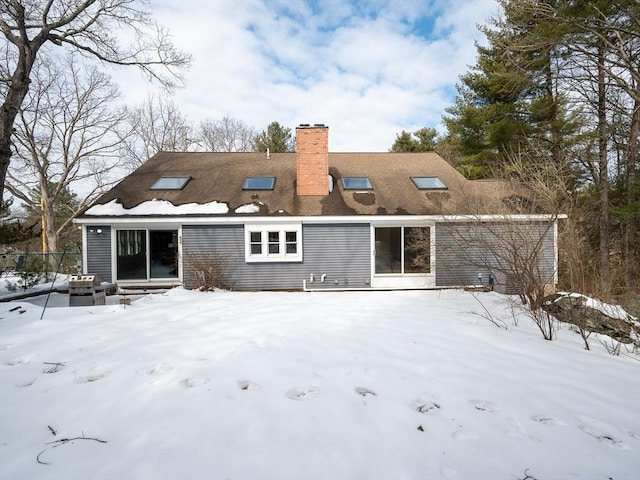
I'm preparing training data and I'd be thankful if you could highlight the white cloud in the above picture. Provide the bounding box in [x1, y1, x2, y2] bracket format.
[113, 0, 499, 151]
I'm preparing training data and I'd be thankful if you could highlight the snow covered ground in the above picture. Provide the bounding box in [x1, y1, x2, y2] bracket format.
[0, 288, 638, 480]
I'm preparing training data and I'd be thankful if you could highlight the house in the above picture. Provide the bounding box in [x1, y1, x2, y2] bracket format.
[74, 124, 560, 293]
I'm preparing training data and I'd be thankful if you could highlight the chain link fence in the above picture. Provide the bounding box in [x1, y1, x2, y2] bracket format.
[1, 251, 83, 279]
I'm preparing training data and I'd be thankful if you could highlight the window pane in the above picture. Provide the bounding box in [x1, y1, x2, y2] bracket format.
[150, 176, 190, 190]
[150, 230, 178, 278]
[411, 176, 447, 190]
[117, 230, 147, 280]
[243, 177, 275, 190]
[375, 227, 401, 273]
[285, 231, 297, 254]
[342, 177, 372, 190]
[404, 227, 430, 273]
[268, 231, 279, 254]
[249, 231, 262, 255]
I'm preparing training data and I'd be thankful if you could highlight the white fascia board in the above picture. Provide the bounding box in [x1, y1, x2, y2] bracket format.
[74, 213, 567, 225]
[433, 213, 568, 223]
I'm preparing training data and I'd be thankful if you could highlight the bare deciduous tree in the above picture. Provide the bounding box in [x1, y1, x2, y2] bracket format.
[199, 116, 256, 152]
[6, 56, 125, 252]
[119, 94, 198, 171]
[410, 172, 562, 339]
[0, 0, 192, 202]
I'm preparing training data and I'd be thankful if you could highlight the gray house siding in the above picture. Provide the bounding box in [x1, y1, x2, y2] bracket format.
[435, 221, 556, 294]
[182, 223, 371, 291]
[85, 226, 112, 282]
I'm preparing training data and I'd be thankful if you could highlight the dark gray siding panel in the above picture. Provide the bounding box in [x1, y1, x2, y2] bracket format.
[86, 226, 112, 282]
[301, 223, 371, 290]
[182, 223, 371, 291]
[435, 221, 556, 294]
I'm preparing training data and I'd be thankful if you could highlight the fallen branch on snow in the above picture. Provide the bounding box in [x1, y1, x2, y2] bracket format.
[37, 431, 107, 465]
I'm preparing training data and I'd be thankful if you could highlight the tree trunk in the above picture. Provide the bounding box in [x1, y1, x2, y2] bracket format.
[597, 38, 610, 287]
[0, 2, 47, 204]
[42, 198, 58, 253]
[0, 59, 32, 204]
[546, 50, 564, 171]
[625, 96, 639, 291]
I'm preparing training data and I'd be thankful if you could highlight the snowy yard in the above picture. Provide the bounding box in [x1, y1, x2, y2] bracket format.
[0, 288, 638, 480]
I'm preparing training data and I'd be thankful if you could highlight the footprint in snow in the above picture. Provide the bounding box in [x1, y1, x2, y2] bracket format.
[182, 377, 210, 388]
[3, 354, 37, 366]
[16, 378, 37, 388]
[355, 387, 376, 398]
[579, 425, 632, 450]
[531, 415, 567, 426]
[76, 372, 109, 384]
[575, 416, 632, 450]
[136, 363, 174, 376]
[238, 380, 261, 391]
[506, 417, 528, 438]
[471, 400, 499, 412]
[286, 386, 319, 401]
[414, 400, 441, 414]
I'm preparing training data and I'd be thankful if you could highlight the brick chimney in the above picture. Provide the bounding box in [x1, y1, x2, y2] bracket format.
[296, 124, 329, 196]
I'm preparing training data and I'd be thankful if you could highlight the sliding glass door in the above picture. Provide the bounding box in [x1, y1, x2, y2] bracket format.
[117, 230, 147, 280]
[116, 229, 179, 281]
[374, 226, 431, 275]
[150, 230, 178, 278]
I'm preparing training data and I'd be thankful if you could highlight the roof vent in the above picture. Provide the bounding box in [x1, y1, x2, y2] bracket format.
[299, 123, 310, 127]
[314, 123, 325, 127]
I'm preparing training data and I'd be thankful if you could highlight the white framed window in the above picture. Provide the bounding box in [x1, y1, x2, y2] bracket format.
[245, 223, 302, 262]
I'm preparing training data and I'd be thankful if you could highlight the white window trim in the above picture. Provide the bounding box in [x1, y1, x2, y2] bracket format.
[244, 223, 302, 263]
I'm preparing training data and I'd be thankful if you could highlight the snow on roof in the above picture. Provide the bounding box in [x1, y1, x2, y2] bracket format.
[234, 203, 261, 214]
[84, 198, 229, 216]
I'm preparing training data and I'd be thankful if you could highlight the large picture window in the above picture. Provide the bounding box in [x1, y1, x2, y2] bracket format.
[245, 223, 302, 262]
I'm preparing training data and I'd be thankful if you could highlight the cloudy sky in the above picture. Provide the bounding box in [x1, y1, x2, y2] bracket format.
[116, 0, 499, 152]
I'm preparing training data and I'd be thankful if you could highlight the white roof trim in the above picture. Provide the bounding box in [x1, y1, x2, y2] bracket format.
[74, 213, 566, 225]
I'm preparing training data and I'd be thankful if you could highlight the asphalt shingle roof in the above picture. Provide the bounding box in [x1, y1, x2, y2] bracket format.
[83, 151, 524, 217]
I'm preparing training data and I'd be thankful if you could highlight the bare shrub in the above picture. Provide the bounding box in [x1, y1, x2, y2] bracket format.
[470, 293, 508, 330]
[406, 167, 561, 339]
[598, 335, 623, 356]
[433, 217, 559, 340]
[183, 253, 233, 291]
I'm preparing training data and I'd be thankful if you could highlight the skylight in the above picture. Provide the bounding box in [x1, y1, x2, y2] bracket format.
[342, 177, 372, 190]
[411, 176, 447, 190]
[243, 176, 275, 190]
[150, 176, 191, 190]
